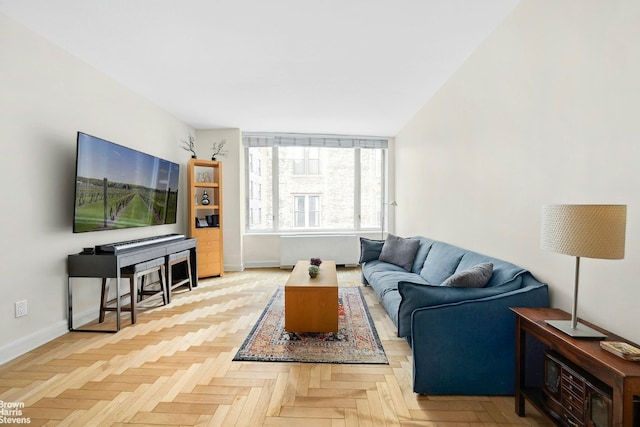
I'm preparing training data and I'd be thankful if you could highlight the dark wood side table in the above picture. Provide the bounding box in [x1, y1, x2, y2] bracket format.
[512, 307, 640, 426]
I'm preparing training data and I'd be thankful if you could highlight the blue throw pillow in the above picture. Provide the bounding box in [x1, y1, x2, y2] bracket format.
[441, 262, 493, 288]
[359, 237, 384, 264]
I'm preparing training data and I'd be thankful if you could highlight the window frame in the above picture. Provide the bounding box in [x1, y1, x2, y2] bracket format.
[244, 133, 388, 234]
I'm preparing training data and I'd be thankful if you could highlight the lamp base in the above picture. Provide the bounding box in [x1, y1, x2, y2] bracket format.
[545, 320, 607, 339]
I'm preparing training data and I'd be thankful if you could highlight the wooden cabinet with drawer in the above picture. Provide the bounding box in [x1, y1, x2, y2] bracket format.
[544, 351, 613, 427]
[192, 227, 222, 278]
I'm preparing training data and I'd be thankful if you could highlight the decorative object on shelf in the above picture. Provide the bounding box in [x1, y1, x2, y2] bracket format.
[201, 190, 210, 205]
[205, 214, 219, 227]
[197, 172, 212, 183]
[541, 204, 627, 338]
[310, 257, 322, 267]
[600, 341, 640, 361]
[211, 139, 228, 160]
[542, 351, 613, 426]
[181, 133, 197, 158]
[308, 265, 319, 278]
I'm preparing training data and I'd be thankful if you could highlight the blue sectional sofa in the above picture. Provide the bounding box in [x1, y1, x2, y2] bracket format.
[361, 235, 549, 395]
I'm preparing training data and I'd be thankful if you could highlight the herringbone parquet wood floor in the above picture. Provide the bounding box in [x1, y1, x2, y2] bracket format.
[0, 267, 551, 426]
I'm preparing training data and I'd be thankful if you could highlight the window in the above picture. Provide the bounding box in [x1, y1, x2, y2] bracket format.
[294, 195, 320, 227]
[250, 207, 261, 226]
[292, 147, 320, 175]
[279, 146, 354, 229]
[247, 146, 273, 231]
[360, 148, 383, 229]
[244, 133, 388, 233]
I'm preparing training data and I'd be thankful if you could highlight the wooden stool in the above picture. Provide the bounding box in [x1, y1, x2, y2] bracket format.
[166, 250, 193, 303]
[138, 258, 170, 304]
[99, 257, 167, 325]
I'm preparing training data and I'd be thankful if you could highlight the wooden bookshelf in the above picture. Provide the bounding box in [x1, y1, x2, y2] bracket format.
[187, 158, 223, 278]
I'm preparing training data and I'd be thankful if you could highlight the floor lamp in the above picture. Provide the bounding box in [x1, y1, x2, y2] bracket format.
[541, 204, 626, 338]
[381, 201, 398, 240]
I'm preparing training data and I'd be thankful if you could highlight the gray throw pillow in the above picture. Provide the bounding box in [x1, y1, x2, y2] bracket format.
[378, 234, 420, 271]
[441, 262, 493, 288]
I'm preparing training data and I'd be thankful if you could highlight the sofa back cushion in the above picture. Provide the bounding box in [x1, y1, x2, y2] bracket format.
[419, 242, 465, 284]
[410, 237, 435, 274]
[456, 251, 526, 288]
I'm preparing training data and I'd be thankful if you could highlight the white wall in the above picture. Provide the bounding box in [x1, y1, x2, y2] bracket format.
[0, 14, 193, 363]
[395, 0, 640, 343]
[194, 129, 244, 271]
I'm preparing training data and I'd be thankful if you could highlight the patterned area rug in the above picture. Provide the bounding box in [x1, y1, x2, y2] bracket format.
[233, 287, 388, 364]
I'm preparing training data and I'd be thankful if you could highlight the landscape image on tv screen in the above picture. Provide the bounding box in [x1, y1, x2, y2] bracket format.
[73, 132, 180, 233]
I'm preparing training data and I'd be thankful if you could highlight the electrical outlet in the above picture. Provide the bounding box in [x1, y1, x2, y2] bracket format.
[15, 300, 27, 318]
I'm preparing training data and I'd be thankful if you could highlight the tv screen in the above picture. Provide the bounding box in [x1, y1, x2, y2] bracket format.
[73, 132, 180, 233]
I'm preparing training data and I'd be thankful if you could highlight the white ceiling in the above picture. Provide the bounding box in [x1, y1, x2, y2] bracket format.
[1, 0, 519, 136]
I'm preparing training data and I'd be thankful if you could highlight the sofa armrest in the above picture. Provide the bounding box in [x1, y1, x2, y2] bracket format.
[409, 283, 549, 395]
[396, 276, 523, 337]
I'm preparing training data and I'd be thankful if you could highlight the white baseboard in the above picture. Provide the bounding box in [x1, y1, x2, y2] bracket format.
[0, 307, 99, 365]
[243, 261, 279, 269]
[223, 263, 245, 272]
[0, 321, 67, 365]
[71, 306, 102, 331]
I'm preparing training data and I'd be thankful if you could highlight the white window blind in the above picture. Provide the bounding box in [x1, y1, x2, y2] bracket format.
[243, 132, 388, 149]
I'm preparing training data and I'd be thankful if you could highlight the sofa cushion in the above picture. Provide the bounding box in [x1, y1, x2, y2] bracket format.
[419, 242, 465, 284]
[457, 251, 525, 288]
[379, 234, 420, 271]
[362, 259, 408, 282]
[410, 237, 435, 274]
[366, 266, 429, 300]
[379, 290, 401, 327]
[441, 262, 493, 288]
[359, 237, 385, 264]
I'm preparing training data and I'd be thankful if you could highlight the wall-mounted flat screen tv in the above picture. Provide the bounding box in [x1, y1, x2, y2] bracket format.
[73, 132, 180, 233]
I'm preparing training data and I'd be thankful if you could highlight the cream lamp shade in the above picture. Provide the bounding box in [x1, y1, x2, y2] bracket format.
[541, 204, 626, 338]
[541, 204, 626, 260]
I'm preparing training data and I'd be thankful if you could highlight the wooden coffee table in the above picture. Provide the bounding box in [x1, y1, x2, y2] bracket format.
[284, 260, 338, 333]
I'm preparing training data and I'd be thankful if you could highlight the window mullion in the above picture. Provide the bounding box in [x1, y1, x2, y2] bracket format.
[272, 146, 279, 231]
[305, 195, 310, 228]
[381, 149, 387, 234]
[305, 148, 309, 174]
[354, 148, 361, 231]
[244, 147, 251, 230]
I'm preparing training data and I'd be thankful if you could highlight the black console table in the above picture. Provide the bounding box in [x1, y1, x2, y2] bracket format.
[67, 237, 197, 332]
